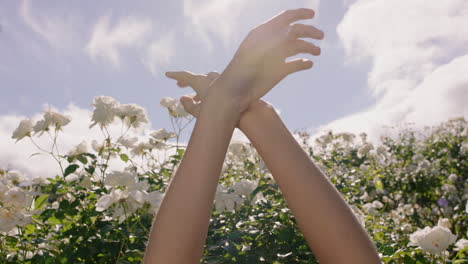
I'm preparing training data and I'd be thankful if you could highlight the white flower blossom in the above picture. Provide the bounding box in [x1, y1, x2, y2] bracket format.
[51, 201, 59, 209]
[214, 185, 244, 212]
[68, 141, 88, 156]
[376, 145, 387, 155]
[104, 171, 137, 187]
[4, 187, 31, 208]
[91, 140, 103, 153]
[118, 137, 138, 148]
[150, 128, 176, 141]
[357, 143, 374, 158]
[78, 176, 93, 188]
[160, 97, 176, 109]
[454, 239, 468, 251]
[160, 97, 189, 118]
[31, 177, 48, 186]
[33, 110, 71, 135]
[172, 101, 189, 117]
[12, 119, 33, 142]
[0, 209, 31, 233]
[44, 111, 71, 128]
[372, 200, 384, 209]
[409, 226, 457, 254]
[6, 170, 24, 185]
[231, 179, 258, 197]
[448, 174, 458, 182]
[90, 96, 119, 128]
[115, 103, 149, 128]
[437, 218, 451, 229]
[363, 202, 379, 215]
[65, 174, 79, 183]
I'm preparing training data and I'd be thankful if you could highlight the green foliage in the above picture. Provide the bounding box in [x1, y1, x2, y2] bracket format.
[0, 118, 467, 263]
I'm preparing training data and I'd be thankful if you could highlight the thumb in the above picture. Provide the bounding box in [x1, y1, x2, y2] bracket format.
[283, 59, 313, 76]
[180, 96, 200, 117]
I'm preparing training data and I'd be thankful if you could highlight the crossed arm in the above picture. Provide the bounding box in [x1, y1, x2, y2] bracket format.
[143, 8, 380, 264]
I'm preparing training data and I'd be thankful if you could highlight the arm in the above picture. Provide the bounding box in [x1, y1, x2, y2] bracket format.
[238, 102, 381, 264]
[143, 80, 241, 263]
[146, 8, 324, 263]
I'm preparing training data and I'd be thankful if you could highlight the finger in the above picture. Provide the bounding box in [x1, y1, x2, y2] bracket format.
[166, 71, 199, 86]
[193, 94, 201, 102]
[166, 71, 195, 81]
[283, 58, 313, 76]
[206, 72, 220, 80]
[180, 96, 200, 117]
[289, 23, 324, 40]
[276, 8, 315, 25]
[176, 81, 189, 88]
[166, 71, 206, 94]
[286, 39, 321, 57]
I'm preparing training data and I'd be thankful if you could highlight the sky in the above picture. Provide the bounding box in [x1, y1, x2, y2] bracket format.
[1, 0, 467, 178]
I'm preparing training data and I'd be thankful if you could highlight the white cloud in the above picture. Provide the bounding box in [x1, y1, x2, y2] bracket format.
[317, 0, 468, 141]
[183, 0, 320, 51]
[19, 0, 80, 51]
[85, 15, 152, 68]
[0, 104, 177, 179]
[141, 31, 176, 75]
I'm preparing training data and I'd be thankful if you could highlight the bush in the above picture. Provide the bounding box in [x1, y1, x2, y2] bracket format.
[1, 96, 467, 263]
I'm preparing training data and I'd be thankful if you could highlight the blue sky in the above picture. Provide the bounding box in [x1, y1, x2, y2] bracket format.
[1, 0, 467, 178]
[0, 0, 373, 132]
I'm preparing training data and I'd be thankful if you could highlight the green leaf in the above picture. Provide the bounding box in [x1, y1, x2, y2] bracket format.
[64, 164, 79, 176]
[120, 153, 129, 162]
[77, 154, 88, 164]
[35, 194, 49, 209]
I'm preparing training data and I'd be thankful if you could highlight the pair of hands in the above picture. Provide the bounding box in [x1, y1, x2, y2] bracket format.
[166, 8, 323, 120]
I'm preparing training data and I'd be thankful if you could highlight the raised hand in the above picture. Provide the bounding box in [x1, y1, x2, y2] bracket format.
[216, 8, 323, 112]
[165, 71, 272, 119]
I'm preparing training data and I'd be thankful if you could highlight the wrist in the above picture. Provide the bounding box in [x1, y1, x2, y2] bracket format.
[238, 100, 276, 130]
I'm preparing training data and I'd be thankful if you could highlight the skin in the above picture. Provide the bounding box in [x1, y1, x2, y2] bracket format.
[144, 8, 381, 264]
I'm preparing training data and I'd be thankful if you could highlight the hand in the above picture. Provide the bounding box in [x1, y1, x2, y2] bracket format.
[216, 8, 323, 112]
[165, 71, 272, 119]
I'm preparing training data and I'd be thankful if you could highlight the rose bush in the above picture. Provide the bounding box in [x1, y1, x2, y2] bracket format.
[1, 96, 467, 263]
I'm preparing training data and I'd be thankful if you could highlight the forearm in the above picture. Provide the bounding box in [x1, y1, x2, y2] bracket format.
[239, 106, 380, 263]
[144, 85, 241, 263]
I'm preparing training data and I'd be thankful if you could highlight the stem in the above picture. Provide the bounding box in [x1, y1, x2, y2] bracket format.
[30, 138, 64, 176]
[17, 227, 27, 261]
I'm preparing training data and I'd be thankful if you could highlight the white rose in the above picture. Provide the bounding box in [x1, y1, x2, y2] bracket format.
[231, 179, 258, 197]
[214, 185, 244, 212]
[150, 128, 176, 141]
[118, 137, 138, 148]
[409, 226, 457, 254]
[437, 218, 451, 229]
[454, 239, 468, 251]
[11, 119, 33, 142]
[68, 141, 88, 156]
[4, 187, 30, 208]
[0, 209, 31, 233]
[90, 96, 119, 128]
[44, 111, 71, 129]
[357, 143, 374, 158]
[160, 97, 176, 109]
[172, 101, 189, 118]
[6, 170, 24, 185]
[372, 200, 384, 209]
[65, 174, 79, 183]
[104, 171, 137, 187]
[115, 103, 148, 128]
[448, 174, 458, 182]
